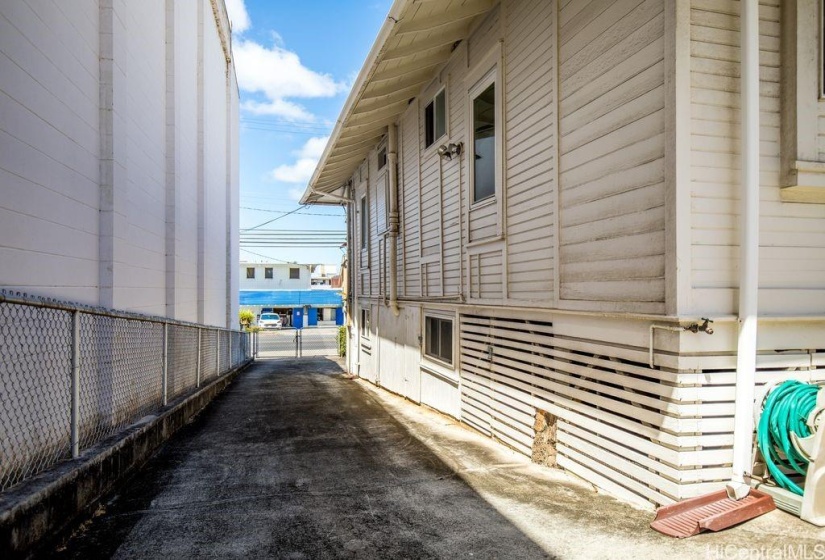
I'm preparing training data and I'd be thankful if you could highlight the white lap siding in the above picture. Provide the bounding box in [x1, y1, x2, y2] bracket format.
[558, 0, 667, 314]
[689, 0, 825, 315]
[503, 0, 556, 302]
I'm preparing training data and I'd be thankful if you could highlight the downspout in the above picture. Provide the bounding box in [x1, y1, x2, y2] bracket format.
[388, 124, 401, 316]
[727, 0, 760, 500]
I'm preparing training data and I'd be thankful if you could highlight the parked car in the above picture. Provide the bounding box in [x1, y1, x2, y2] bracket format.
[258, 313, 282, 330]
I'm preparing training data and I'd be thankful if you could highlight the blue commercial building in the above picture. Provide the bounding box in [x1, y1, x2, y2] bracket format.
[240, 290, 344, 328]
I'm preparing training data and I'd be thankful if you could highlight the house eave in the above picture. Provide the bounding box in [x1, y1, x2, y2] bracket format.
[300, 0, 497, 205]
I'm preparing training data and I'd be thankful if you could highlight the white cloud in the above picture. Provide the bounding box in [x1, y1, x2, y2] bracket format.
[225, 0, 250, 34]
[234, 40, 346, 121]
[241, 99, 315, 122]
[288, 188, 304, 201]
[270, 136, 330, 184]
[297, 136, 329, 159]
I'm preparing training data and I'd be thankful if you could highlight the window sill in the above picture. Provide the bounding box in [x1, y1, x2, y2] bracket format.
[470, 196, 496, 211]
[420, 361, 459, 385]
[782, 161, 825, 203]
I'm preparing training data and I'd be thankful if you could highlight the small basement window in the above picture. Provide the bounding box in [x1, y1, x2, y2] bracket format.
[425, 316, 453, 365]
[265, 267, 273, 279]
[289, 267, 300, 279]
[361, 308, 371, 339]
[246, 267, 255, 279]
[424, 89, 447, 148]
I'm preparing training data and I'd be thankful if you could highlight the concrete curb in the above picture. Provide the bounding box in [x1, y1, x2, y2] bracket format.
[0, 360, 253, 559]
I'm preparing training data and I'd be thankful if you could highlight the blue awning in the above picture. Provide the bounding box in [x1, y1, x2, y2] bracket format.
[239, 290, 343, 307]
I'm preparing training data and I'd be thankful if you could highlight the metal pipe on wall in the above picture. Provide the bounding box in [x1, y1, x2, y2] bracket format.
[388, 124, 401, 316]
[727, 0, 760, 501]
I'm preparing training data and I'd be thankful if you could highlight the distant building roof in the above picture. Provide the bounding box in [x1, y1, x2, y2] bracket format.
[239, 290, 343, 307]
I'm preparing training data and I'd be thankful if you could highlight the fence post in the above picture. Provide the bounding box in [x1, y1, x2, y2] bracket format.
[71, 310, 80, 458]
[162, 323, 168, 406]
[216, 330, 221, 374]
[196, 328, 202, 388]
[229, 331, 233, 368]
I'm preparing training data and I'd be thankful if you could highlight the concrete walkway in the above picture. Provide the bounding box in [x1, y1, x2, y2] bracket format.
[53, 358, 824, 559]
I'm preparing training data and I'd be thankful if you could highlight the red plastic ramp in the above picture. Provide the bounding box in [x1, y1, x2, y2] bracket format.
[651, 489, 776, 538]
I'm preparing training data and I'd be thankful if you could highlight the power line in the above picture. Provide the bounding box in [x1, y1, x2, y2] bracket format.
[239, 118, 331, 132]
[240, 206, 342, 216]
[239, 248, 301, 264]
[241, 206, 304, 231]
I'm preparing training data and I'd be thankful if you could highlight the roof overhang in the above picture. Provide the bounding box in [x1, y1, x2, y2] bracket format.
[301, 0, 497, 205]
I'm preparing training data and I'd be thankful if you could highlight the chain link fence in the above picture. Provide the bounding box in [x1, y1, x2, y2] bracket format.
[0, 292, 252, 493]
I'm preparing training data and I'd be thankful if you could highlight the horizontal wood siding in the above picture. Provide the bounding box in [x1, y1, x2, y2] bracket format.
[468, 6, 503, 246]
[558, 0, 666, 313]
[442, 54, 466, 296]
[504, 0, 555, 301]
[690, 0, 825, 315]
[401, 102, 421, 297]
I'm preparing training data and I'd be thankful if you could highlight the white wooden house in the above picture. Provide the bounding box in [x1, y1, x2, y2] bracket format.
[302, 0, 825, 509]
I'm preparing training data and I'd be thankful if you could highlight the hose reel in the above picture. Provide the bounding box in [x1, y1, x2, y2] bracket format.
[753, 380, 825, 526]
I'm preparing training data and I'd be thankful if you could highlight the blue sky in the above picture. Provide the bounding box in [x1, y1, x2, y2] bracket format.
[228, 0, 393, 265]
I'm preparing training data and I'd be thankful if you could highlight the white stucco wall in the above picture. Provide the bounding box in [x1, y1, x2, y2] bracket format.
[0, 0, 239, 328]
[0, 0, 101, 305]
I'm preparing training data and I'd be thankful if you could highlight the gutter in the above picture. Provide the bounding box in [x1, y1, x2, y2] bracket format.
[388, 124, 401, 316]
[727, 0, 760, 501]
[300, 0, 410, 205]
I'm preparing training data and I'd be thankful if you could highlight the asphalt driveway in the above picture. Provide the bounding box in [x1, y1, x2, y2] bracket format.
[53, 358, 551, 559]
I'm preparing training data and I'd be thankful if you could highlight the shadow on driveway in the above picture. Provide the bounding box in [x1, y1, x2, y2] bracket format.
[53, 358, 552, 559]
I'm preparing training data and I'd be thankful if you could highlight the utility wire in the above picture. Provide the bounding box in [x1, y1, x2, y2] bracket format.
[241, 206, 304, 231]
[241, 206, 342, 216]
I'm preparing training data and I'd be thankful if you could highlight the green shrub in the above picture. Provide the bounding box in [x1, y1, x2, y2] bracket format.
[239, 309, 255, 327]
[337, 326, 347, 357]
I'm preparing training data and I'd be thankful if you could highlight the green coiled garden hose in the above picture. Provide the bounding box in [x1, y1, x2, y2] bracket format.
[757, 380, 819, 496]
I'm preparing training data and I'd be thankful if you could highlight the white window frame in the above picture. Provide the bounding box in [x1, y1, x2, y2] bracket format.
[289, 267, 300, 279]
[246, 267, 255, 279]
[780, 0, 825, 202]
[264, 267, 273, 279]
[466, 42, 504, 213]
[423, 87, 448, 151]
[422, 311, 455, 368]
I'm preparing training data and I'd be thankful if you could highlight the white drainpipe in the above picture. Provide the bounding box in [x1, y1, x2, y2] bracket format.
[388, 124, 401, 317]
[727, 0, 760, 501]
